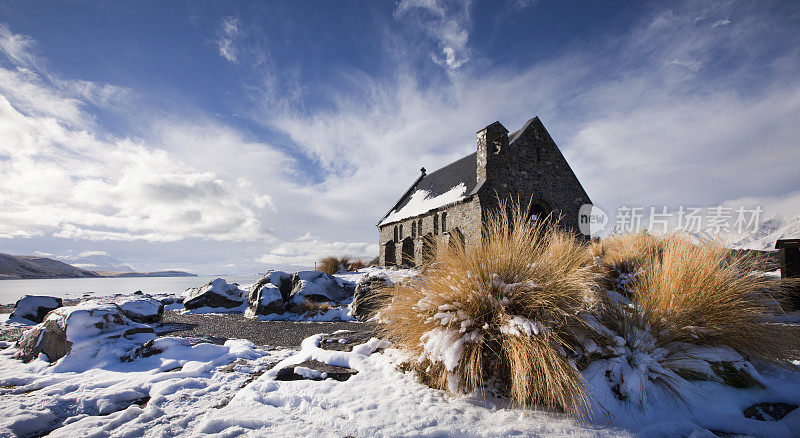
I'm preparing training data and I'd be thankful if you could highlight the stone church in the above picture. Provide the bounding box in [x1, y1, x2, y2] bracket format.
[377, 116, 592, 267]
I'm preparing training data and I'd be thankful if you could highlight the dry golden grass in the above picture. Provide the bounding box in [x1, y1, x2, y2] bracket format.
[318, 256, 368, 274]
[318, 256, 352, 275]
[349, 259, 366, 271]
[628, 236, 800, 366]
[589, 231, 667, 296]
[381, 202, 595, 415]
[291, 299, 332, 315]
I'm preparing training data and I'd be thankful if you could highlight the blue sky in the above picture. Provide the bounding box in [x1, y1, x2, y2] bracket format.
[0, 0, 798, 274]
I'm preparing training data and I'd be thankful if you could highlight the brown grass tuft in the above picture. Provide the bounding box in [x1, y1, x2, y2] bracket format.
[380, 202, 595, 416]
[290, 299, 332, 315]
[629, 236, 800, 366]
[318, 256, 352, 275]
[349, 259, 366, 271]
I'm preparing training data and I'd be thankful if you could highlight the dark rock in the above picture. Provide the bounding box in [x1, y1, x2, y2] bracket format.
[288, 271, 355, 306]
[274, 359, 358, 381]
[184, 278, 245, 310]
[250, 270, 293, 303]
[319, 331, 376, 352]
[9, 295, 62, 324]
[121, 339, 163, 362]
[351, 274, 392, 321]
[245, 271, 290, 317]
[743, 402, 798, 421]
[14, 318, 71, 363]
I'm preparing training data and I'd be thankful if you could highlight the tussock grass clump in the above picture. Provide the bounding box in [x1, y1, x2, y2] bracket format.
[590, 231, 666, 296]
[381, 203, 595, 415]
[349, 259, 366, 271]
[290, 299, 332, 315]
[583, 234, 799, 404]
[318, 256, 353, 275]
[628, 236, 800, 366]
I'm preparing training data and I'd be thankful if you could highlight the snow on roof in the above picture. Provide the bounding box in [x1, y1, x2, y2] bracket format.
[378, 183, 467, 226]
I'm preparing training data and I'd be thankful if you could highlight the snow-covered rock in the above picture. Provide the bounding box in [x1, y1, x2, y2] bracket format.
[350, 274, 392, 321]
[115, 297, 164, 323]
[14, 302, 154, 363]
[8, 295, 62, 324]
[288, 271, 355, 306]
[184, 278, 245, 310]
[275, 359, 358, 381]
[245, 271, 292, 317]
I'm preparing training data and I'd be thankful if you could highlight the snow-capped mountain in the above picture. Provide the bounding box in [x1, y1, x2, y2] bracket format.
[68, 252, 135, 273]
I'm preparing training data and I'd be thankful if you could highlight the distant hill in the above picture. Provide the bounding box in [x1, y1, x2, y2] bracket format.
[97, 270, 197, 278]
[0, 253, 101, 279]
[0, 253, 196, 280]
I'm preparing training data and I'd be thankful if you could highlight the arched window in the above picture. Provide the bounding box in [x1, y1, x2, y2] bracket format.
[441, 212, 447, 232]
[399, 224, 403, 239]
[393, 226, 398, 242]
[412, 221, 417, 237]
[433, 214, 439, 235]
[418, 219, 423, 235]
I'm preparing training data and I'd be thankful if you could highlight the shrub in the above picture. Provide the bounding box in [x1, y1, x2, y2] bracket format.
[628, 236, 800, 366]
[290, 299, 332, 315]
[583, 234, 800, 405]
[349, 259, 366, 271]
[589, 231, 666, 297]
[318, 256, 352, 275]
[381, 202, 595, 415]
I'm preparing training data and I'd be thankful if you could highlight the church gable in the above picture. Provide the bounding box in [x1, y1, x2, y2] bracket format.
[378, 115, 592, 267]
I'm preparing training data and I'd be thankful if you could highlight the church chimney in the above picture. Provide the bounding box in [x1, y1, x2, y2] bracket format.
[476, 121, 508, 184]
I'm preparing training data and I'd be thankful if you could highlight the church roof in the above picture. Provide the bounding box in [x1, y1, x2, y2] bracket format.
[377, 119, 531, 226]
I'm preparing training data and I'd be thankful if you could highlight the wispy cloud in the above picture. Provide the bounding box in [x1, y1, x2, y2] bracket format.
[216, 16, 241, 63]
[258, 0, 800, 235]
[0, 24, 40, 69]
[394, 0, 472, 69]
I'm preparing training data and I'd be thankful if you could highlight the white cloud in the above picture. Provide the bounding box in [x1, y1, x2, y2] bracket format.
[0, 27, 286, 244]
[394, 0, 472, 69]
[256, 0, 800, 244]
[216, 16, 241, 63]
[257, 233, 378, 269]
[0, 24, 39, 69]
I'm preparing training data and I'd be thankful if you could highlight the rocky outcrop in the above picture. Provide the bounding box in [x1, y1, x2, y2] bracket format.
[115, 297, 164, 323]
[14, 302, 154, 363]
[184, 278, 246, 309]
[9, 295, 63, 324]
[245, 271, 292, 317]
[288, 271, 355, 306]
[351, 274, 392, 321]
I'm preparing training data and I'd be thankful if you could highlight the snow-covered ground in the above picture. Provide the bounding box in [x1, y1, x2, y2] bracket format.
[0, 336, 292, 437]
[2, 265, 799, 437]
[3, 317, 800, 436]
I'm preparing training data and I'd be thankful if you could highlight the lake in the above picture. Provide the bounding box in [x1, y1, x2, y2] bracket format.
[0, 274, 262, 305]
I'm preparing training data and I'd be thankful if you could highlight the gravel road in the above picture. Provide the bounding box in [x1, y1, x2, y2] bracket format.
[156, 311, 379, 348]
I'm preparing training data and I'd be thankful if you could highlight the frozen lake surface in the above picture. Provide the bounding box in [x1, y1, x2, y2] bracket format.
[0, 274, 262, 305]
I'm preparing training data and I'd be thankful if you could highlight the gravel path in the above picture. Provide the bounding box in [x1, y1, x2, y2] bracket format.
[156, 311, 379, 348]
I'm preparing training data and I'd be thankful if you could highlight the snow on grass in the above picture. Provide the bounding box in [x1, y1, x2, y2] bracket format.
[379, 183, 468, 226]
